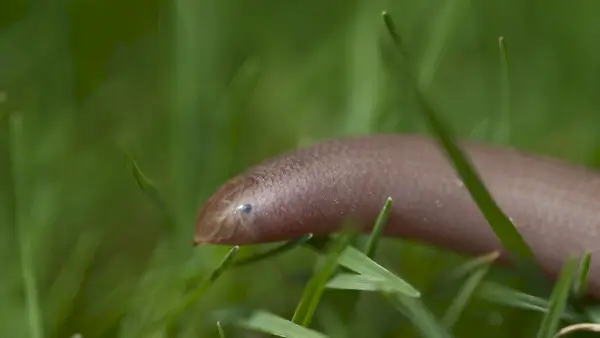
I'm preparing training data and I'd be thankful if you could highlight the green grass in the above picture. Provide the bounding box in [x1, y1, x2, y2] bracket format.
[3, 0, 600, 337]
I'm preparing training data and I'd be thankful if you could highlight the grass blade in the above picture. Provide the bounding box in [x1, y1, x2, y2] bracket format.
[417, 88, 535, 262]
[572, 251, 591, 299]
[442, 264, 492, 330]
[128, 154, 168, 213]
[477, 282, 583, 323]
[338, 246, 420, 297]
[557, 323, 600, 336]
[238, 310, 328, 338]
[9, 113, 44, 338]
[292, 234, 352, 327]
[326, 273, 393, 292]
[447, 251, 500, 281]
[217, 321, 226, 338]
[496, 36, 511, 144]
[233, 233, 314, 267]
[381, 11, 543, 282]
[363, 197, 392, 258]
[536, 257, 579, 338]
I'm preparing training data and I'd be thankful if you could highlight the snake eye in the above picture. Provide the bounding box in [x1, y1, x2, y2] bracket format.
[236, 203, 253, 214]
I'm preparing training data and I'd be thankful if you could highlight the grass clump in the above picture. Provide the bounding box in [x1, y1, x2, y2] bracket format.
[3, 1, 600, 337]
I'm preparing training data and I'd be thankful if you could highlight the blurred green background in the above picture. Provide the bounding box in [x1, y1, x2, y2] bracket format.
[2, 0, 600, 337]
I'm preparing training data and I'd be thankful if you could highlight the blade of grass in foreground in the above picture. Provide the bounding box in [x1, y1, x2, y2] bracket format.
[572, 251, 591, 299]
[337, 246, 420, 297]
[363, 197, 392, 258]
[9, 113, 44, 338]
[381, 11, 543, 281]
[151, 246, 239, 331]
[292, 233, 352, 327]
[557, 323, 600, 336]
[238, 310, 328, 338]
[477, 282, 583, 323]
[536, 256, 579, 338]
[339, 198, 393, 334]
[326, 273, 397, 292]
[495, 36, 511, 144]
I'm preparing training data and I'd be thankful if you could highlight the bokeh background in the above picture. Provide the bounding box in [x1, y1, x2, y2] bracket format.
[2, 0, 600, 337]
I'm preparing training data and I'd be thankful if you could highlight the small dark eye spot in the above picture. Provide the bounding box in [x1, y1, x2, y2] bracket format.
[236, 204, 252, 213]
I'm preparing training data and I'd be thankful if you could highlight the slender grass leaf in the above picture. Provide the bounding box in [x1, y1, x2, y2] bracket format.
[233, 234, 314, 267]
[496, 36, 511, 144]
[384, 292, 454, 338]
[363, 197, 392, 258]
[217, 321, 226, 338]
[442, 264, 492, 330]
[537, 257, 579, 338]
[292, 234, 352, 327]
[338, 246, 420, 297]
[447, 251, 499, 281]
[417, 88, 535, 263]
[556, 323, 600, 337]
[238, 310, 328, 338]
[380, 11, 543, 283]
[128, 154, 168, 212]
[382, 11, 406, 54]
[9, 113, 44, 338]
[572, 251, 591, 299]
[478, 282, 583, 323]
[326, 273, 389, 292]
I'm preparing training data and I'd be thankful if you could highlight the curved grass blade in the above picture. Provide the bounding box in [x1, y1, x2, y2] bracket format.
[217, 321, 226, 338]
[338, 246, 420, 298]
[128, 153, 168, 213]
[238, 310, 328, 338]
[363, 197, 392, 258]
[557, 323, 600, 337]
[572, 251, 591, 299]
[233, 233, 314, 267]
[442, 264, 492, 330]
[537, 257, 579, 338]
[292, 234, 352, 327]
[380, 11, 544, 285]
